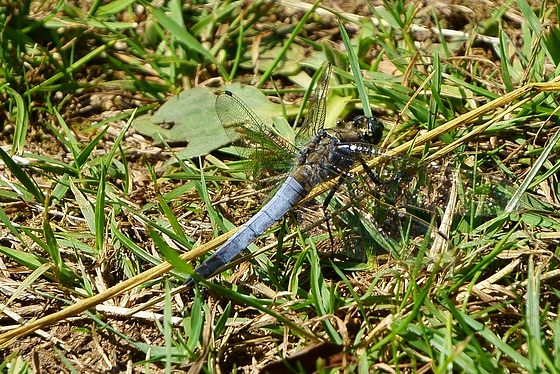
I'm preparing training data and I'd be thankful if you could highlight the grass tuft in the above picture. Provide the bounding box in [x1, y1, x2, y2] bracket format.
[0, 0, 559, 372]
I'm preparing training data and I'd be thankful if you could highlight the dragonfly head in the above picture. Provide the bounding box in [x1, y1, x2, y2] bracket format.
[351, 115, 383, 145]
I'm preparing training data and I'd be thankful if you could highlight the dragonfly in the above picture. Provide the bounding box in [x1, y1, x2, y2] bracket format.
[185, 62, 518, 286]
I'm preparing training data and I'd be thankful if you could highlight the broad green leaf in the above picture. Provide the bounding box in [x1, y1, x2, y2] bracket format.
[134, 86, 289, 159]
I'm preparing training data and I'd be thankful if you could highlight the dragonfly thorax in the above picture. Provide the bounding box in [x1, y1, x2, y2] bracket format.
[293, 125, 378, 192]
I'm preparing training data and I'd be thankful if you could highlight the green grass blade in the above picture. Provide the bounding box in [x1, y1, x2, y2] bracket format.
[516, 0, 541, 36]
[43, 209, 62, 272]
[308, 240, 342, 344]
[150, 6, 226, 76]
[186, 290, 204, 354]
[331, 261, 372, 330]
[50, 173, 71, 203]
[199, 279, 320, 343]
[525, 259, 558, 373]
[0, 262, 51, 314]
[26, 41, 115, 97]
[150, 229, 192, 276]
[53, 346, 80, 374]
[506, 118, 560, 212]
[0, 244, 46, 273]
[257, 0, 321, 87]
[2, 86, 28, 155]
[111, 220, 162, 265]
[94, 164, 107, 254]
[118, 145, 130, 195]
[95, 111, 135, 252]
[0, 147, 45, 203]
[0, 205, 25, 244]
[149, 165, 187, 242]
[338, 19, 372, 118]
[442, 295, 531, 369]
[0, 351, 21, 372]
[76, 124, 110, 168]
[526, 258, 542, 372]
[498, 26, 515, 91]
[163, 279, 172, 372]
[51, 107, 80, 160]
[69, 179, 96, 234]
[94, 0, 136, 16]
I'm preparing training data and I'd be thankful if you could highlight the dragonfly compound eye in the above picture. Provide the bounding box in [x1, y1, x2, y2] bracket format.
[351, 116, 383, 144]
[366, 117, 383, 144]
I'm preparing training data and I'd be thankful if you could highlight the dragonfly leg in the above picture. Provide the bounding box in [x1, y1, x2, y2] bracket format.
[359, 158, 380, 185]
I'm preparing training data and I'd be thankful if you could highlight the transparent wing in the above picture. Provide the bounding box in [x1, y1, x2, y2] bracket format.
[305, 147, 523, 259]
[215, 91, 299, 182]
[295, 62, 332, 145]
[364, 156, 516, 218]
